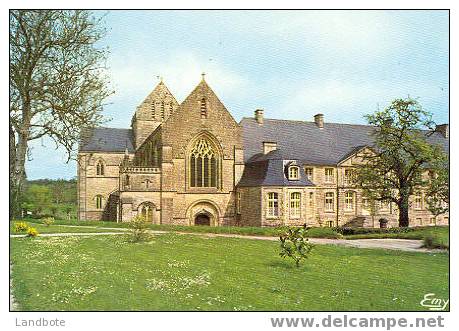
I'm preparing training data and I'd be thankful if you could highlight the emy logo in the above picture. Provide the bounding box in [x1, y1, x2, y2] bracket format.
[420, 293, 449, 311]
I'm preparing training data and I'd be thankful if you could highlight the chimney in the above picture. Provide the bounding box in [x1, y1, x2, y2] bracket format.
[435, 124, 449, 138]
[263, 141, 277, 154]
[314, 113, 324, 129]
[255, 109, 264, 125]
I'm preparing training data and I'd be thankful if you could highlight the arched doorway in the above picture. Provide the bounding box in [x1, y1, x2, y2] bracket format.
[138, 202, 157, 224]
[195, 213, 211, 226]
[187, 200, 220, 226]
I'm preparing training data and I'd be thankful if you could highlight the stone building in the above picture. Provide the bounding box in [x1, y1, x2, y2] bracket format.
[78, 77, 449, 228]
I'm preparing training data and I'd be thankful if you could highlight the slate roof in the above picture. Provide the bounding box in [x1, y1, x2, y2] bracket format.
[79, 127, 135, 153]
[237, 157, 315, 187]
[240, 118, 449, 165]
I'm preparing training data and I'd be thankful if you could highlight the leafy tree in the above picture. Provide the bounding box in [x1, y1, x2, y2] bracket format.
[355, 98, 448, 227]
[9, 10, 112, 217]
[425, 158, 449, 224]
[24, 184, 53, 216]
[279, 224, 314, 267]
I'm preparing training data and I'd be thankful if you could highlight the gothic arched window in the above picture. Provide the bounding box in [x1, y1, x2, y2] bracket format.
[95, 195, 104, 209]
[189, 138, 219, 188]
[96, 160, 104, 176]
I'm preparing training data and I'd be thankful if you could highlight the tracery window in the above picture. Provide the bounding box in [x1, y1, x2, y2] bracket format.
[189, 138, 219, 188]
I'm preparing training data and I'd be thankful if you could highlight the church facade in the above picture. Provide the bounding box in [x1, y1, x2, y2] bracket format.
[77, 78, 449, 228]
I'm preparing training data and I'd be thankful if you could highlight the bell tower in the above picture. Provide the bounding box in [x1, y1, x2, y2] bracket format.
[131, 79, 179, 148]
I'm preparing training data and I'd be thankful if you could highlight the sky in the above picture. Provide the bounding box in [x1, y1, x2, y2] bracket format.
[25, 10, 449, 180]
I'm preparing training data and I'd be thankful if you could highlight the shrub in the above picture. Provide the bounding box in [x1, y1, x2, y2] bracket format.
[26, 227, 39, 237]
[42, 217, 55, 227]
[336, 226, 415, 236]
[279, 224, 314, 268]
[306, 227, 342, 239]
[128, 215, 150, 242]
[13, 222, 29, 233]
[423, 233, 449, 250]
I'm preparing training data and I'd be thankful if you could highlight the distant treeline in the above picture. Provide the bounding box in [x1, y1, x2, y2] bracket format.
[22, 178, 77, 219]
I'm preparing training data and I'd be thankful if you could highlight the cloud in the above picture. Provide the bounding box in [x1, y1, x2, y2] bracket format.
[108, 51, 249, 104]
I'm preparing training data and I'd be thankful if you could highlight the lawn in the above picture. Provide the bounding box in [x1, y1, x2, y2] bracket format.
[10, 222, 127, 234]
[344, 226, 449, 248]
[10, 233, 449, 311]
[19, 218, 449, 244]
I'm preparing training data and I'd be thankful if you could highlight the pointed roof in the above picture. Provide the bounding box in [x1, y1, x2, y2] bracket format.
[139, 80, 177, 106]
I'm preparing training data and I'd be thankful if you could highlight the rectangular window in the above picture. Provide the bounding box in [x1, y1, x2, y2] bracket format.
[430, 217, 436, 225]
[290, 192, 301, 218]
[324, 192, 334, 212]
[344, 169, 354, 185]
[345, 191, 355, 211]
[288, 166, 299, 180]
[416, 218, 423, 226]
[236, 192, 241, 214]
[309, 192, 314, 208]
[325, 168, 334, 183]
[325, 220, 334, 227]
[414, 192, 422, 210]
[267, 192, 279, 217]
[444, 217, 449, 224]
[305, 167, 313, 181]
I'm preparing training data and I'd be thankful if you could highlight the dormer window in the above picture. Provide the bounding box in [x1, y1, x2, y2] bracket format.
[200, 98, 207, 118]
[288, 166, 300, 180]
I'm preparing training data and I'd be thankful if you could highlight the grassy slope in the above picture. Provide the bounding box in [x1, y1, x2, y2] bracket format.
[10, 233, 448, 311]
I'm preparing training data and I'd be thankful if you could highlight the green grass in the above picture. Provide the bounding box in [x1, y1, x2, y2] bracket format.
[20, 218, 284, 236]
[345, 226, 449, 247]
[15, 219, 449, 248]
[10, 233, 449, 311]
[10, 222, 127, 234]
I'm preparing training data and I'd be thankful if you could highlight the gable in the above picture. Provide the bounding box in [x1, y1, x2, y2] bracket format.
[161, 79, 242, 159]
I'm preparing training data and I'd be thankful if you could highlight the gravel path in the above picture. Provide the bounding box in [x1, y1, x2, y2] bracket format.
[10, 226, 446, 253]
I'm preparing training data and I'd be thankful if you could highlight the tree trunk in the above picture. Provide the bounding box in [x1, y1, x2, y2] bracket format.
[398, 196, 410, 227]
[12, 128, 29, 218]
[9, 124, 17, 218]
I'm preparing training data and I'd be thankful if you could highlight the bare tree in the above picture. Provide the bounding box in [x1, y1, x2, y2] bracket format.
[10, 10, 113, 217]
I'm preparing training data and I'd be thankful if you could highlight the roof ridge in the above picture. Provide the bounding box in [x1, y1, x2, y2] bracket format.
[241, 116, 375, 128]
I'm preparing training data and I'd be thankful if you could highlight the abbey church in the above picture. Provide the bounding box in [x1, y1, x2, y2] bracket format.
[78, 77, 449, 228]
